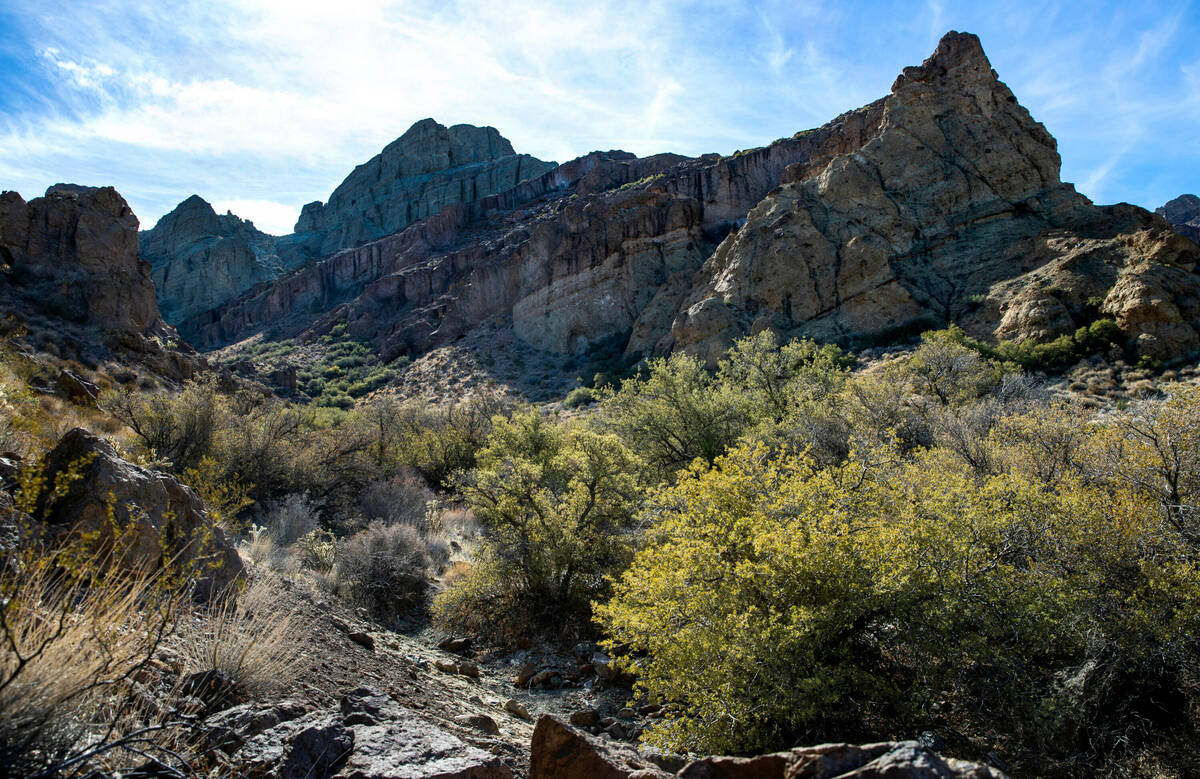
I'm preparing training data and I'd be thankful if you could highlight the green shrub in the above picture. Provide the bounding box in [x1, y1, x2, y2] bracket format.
[434, 410, 642, 643]
[598, 440, 1200, 768]
[563, 387, 596, 408]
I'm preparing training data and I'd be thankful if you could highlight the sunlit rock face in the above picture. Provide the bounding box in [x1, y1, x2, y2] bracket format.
[182, 32, 1200, 367]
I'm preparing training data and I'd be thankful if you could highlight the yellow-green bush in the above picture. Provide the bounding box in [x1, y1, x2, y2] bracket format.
[597, 439, 1200, 770]
[433, 409, 643, 642]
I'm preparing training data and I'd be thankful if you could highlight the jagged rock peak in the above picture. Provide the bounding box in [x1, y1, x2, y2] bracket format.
[140, 195, 282, 325]
[891, 30, 996, 92]
[1158, 194, 1200, 243]
[289, 117, 556, 257]
[143, 195, 222, 252]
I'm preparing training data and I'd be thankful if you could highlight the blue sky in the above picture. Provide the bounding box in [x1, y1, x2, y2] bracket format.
[0, 0, 1196, 235]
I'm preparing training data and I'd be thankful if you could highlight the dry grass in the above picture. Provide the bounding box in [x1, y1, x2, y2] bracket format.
[0, 554, 180, 777]
[175, 577, 311, 701]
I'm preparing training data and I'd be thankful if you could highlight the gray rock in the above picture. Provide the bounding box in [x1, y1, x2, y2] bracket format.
[35, 428, 243, 599]
[1158, 194, 1200, 244]
[140, 194, 284, 325]
[291, 118, 556, 261]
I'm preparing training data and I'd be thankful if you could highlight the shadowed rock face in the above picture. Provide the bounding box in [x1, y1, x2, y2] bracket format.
[141, 195, 283, 325]
[183, 31, 1200, 368]
[147, 120, 556, 326]
[288, 118, 558, 262]
[0, 184, 164, 335]
[1159, 195, 1200, 244]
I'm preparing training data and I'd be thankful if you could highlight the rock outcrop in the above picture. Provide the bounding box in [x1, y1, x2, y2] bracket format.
[141, 195, 283, 324]
[186, 31, 1200, 379]
[287, 118, 557, 262]
[35, 428, 243, 599]
[0, 184, 164, 335]
[528, 715, 1006, 779]
[1159, 194, 1200, 244]
[227, 687, 511, 778]
[0, 184, 202, 379]
[668, 32, 1200, 363]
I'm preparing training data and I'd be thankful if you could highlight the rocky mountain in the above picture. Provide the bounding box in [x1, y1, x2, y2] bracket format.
[284, 118, 558, 263]
[147, 120, 557, 326]
[1159, 194, 1200, 244]
[181, 32, 1200, 378]
[141, 195, 284, 325]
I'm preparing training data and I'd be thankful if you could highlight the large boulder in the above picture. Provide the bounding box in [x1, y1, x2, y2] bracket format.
[34, 428, 243, 598]
[529, 715, 670, 779]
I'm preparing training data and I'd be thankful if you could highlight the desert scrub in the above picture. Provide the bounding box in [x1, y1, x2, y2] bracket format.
[598, 436, 1200, 768]
[433, 409, 643, 643]
[333, 521, 445, 622]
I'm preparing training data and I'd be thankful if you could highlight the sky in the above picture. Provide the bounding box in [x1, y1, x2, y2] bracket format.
[0, 0, 1196, 235]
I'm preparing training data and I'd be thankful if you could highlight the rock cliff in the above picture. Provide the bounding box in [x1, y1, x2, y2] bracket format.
[1, 184, 163, 335]
[1159, 194, 1200, 244]
[0, 183, 201, 379]
[186, 31, 1200, 377]
[141, 195, 283, 325]
[287, 118, 557, 262]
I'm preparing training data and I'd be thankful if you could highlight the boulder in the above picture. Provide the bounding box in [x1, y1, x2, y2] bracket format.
[34, 428, 243, 598]
[529, 718, 1006, 779]
[528, 715, 670, 779]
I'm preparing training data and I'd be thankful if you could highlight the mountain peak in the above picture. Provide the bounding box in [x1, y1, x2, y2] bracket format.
[891, 30, 995, 93]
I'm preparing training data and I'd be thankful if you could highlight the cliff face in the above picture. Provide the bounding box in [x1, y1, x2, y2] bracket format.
[0, 184, 201, 378]
[141, 195, 283, 325]
[1, 184, 163, 335]
[185, 31, 1200, 372]
[147, 120, 557, 323]
[287, 118, 558, 262]
[670, 31, 1200, 363]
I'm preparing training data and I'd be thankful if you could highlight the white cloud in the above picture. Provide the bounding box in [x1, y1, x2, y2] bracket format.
[211, 199, 301, 235]
[1, 0, 1196, 227]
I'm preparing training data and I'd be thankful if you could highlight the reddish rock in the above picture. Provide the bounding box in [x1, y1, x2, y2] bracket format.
[528, 715, 669, 779]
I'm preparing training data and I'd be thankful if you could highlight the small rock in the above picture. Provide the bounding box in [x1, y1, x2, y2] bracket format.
[515, 660, 538, 687]
[438, 636, 472, 653]
[605, 722, 627, 739]
[569, 708, 601, 727]
[504, 699, 532, 721]
[348, 631, 375, 650]
[618, 707, 636, 719]
[457, 661, 481, 678]
[434, 659, 459, 674]
[457, 713, 501, 735]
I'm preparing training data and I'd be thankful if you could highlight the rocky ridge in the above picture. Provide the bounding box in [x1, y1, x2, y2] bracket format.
[186, 32, 1200, 384]
[1159, 194, 1200, 244]
[141, 195, 285, 325]
[286, 118, 558, 263]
